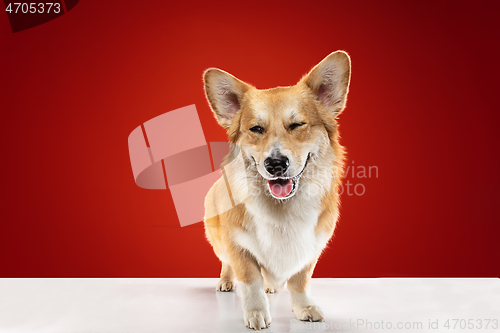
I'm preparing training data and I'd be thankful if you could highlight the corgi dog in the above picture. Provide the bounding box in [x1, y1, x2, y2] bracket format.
[203, 51, 351, 330]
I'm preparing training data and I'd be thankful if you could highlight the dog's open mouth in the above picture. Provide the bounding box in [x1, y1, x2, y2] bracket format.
[268, 178, 296, 198]
[266, 154, 310, 200]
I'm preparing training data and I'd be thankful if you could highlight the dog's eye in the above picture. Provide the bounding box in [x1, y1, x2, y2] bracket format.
[289, 122, 306, 131]
[249, 126, 264, 134]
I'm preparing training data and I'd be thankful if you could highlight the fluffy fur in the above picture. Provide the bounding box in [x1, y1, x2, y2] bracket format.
[203, 51, 351, 330]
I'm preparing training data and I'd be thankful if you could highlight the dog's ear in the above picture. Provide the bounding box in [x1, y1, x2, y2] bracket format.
[204, 68, 251, 129]
[302, 51, 351, 116]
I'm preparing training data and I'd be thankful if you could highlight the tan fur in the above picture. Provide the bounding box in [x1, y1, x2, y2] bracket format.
[287, 260, 318, 294]
[203, 51, 351, 330]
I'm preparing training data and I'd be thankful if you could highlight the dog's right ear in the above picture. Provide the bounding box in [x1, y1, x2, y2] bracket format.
[204, 69, 251, 129]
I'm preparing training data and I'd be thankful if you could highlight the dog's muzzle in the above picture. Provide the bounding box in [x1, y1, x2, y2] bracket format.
[266, 154, 310, 199]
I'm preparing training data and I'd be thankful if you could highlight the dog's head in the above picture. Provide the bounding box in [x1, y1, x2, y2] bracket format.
[204, 51, 351, 201]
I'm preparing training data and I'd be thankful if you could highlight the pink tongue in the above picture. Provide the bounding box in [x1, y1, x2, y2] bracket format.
[268, 179, 293, 198]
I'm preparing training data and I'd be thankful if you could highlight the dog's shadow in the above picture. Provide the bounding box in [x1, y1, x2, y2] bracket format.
[187, 286, 352, 333]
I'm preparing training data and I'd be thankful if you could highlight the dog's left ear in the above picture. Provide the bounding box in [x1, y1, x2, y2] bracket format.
[301, 51, 351, 117]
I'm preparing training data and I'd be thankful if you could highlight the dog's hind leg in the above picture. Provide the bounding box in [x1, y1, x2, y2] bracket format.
[261, 267, 279, 294]
[217, 262, 234, 292]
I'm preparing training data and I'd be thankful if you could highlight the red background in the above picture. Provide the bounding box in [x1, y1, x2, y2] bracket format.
[1, 1, 499, 277]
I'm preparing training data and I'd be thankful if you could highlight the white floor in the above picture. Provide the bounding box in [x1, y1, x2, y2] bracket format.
[0, 278, 498, 333]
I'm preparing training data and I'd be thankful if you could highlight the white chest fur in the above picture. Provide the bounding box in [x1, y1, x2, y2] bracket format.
[233, 204, 329, 283]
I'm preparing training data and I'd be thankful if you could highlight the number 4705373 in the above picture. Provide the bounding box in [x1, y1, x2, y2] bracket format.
[5, 3, 61, 14]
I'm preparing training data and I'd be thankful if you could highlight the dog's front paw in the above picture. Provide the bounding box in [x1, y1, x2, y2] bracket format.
[216, 279, 234, 292]
[293, 305, 324, 322]
[245, 309, 272, 331]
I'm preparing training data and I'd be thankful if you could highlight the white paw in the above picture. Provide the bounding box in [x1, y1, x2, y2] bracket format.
[294, 305, 324, 322]
[264, 287, 276, 294]
[216, 279, 234, 292]
[245, 309, 272, 331]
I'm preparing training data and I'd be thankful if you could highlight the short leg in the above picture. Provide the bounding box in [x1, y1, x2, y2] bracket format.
[230, 248, 271, 330]
[287, 260, 324, 322]
[217, 262, 234, 292]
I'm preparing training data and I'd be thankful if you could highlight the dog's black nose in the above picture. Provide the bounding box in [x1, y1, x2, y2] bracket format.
[264, 156, 289, 176]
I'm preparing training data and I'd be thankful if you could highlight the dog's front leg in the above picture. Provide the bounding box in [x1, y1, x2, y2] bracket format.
[287, 261, 324, 322]
[229, 248, 271, 330]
